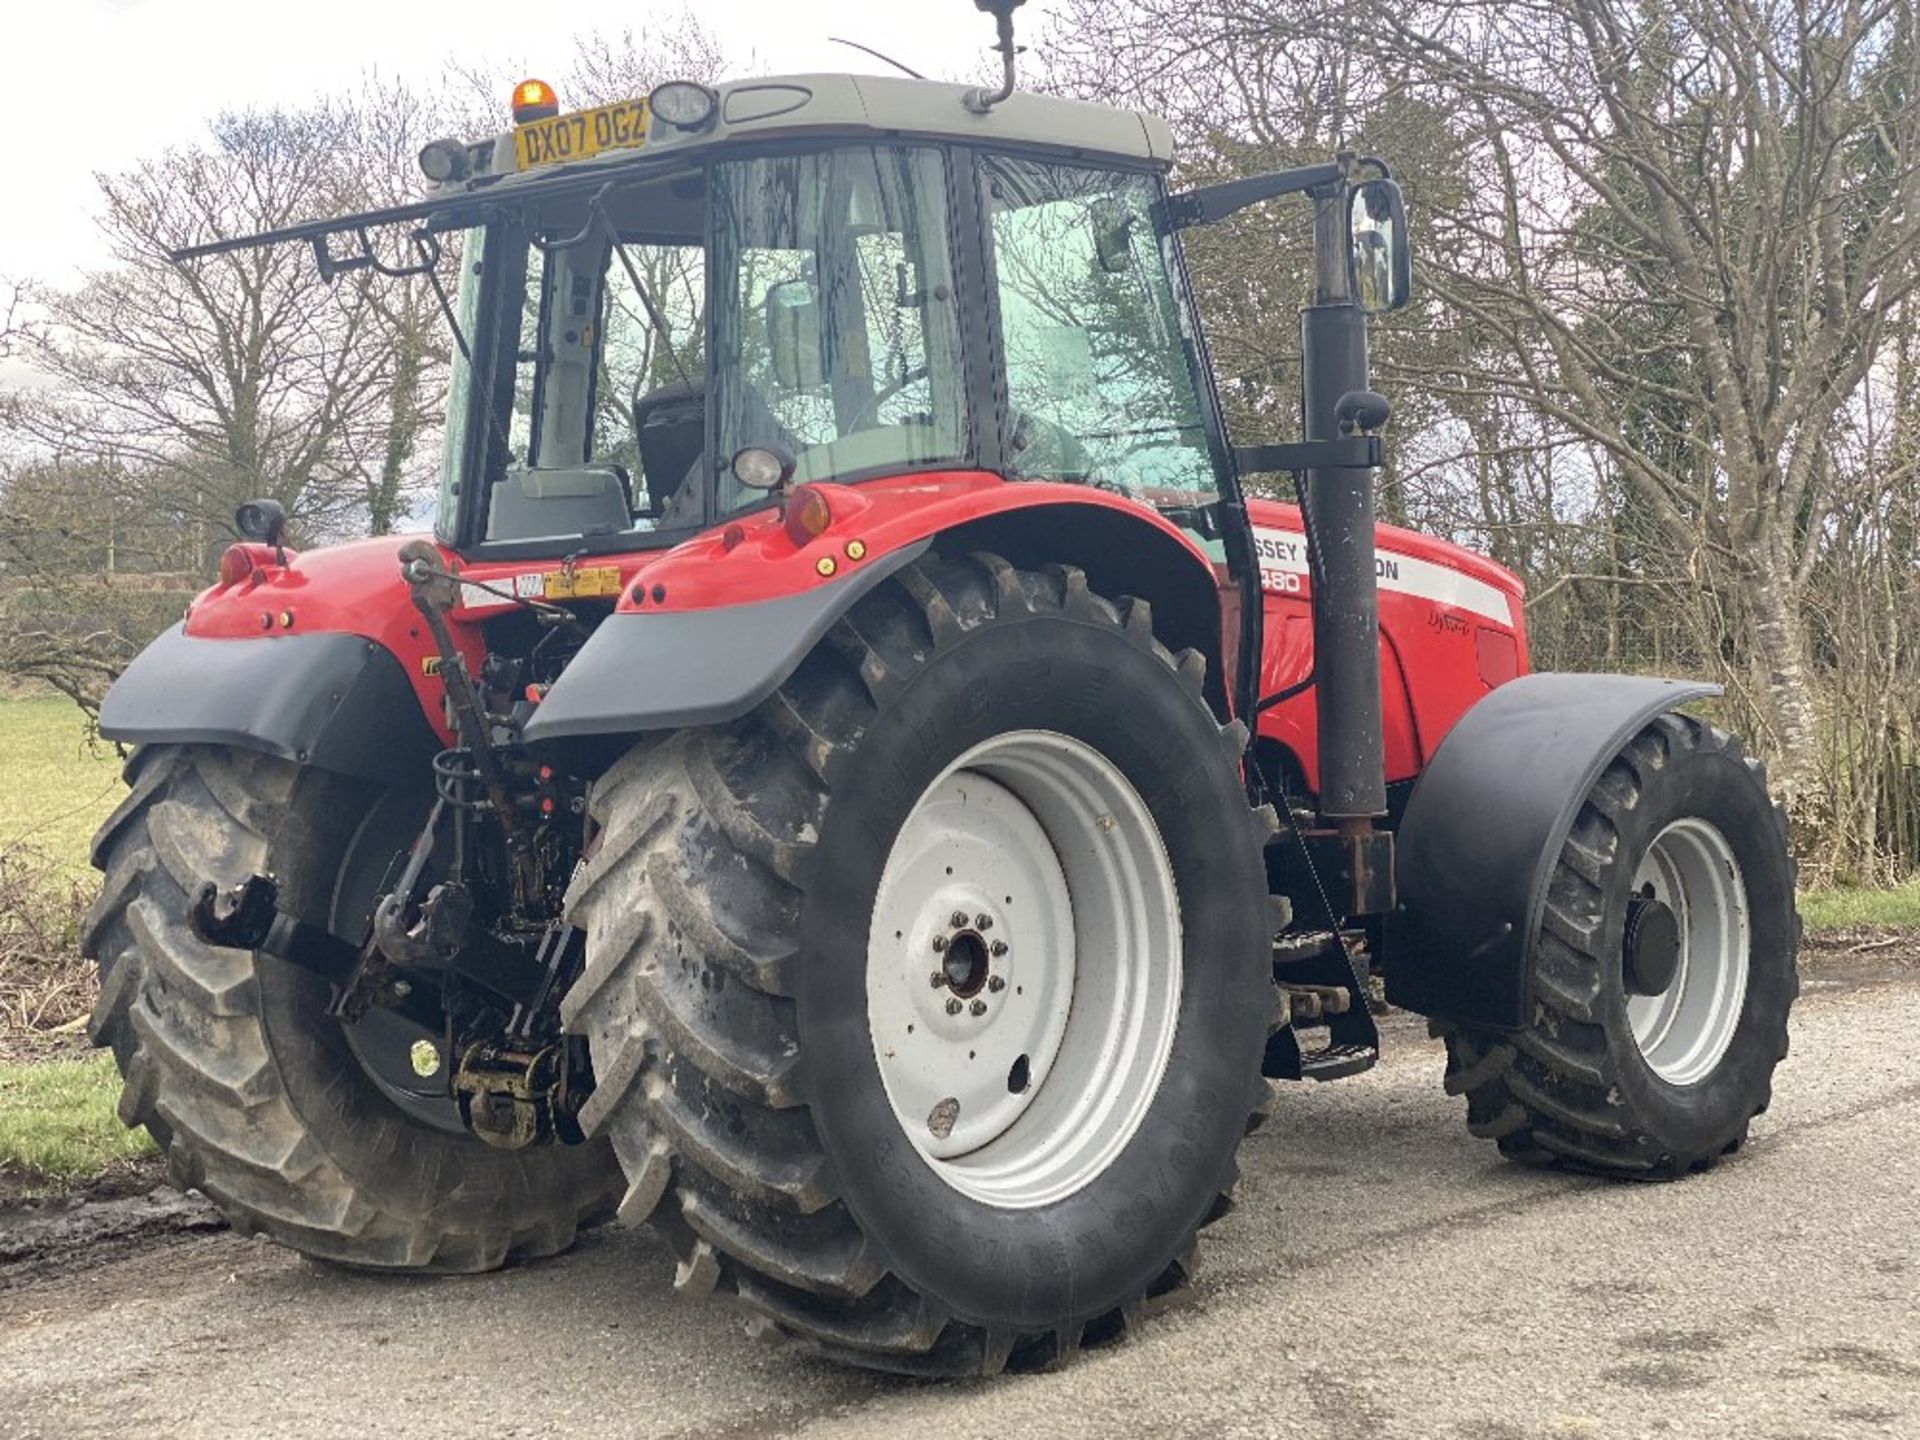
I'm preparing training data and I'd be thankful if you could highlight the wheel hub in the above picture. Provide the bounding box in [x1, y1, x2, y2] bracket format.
[1622, 894, 1682, 996]
[1625, 818, 1750, 1086]
[866, 730, 1182, 1209]
[940, 928, 992, 997]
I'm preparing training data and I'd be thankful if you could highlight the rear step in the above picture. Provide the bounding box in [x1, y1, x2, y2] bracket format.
[1263, 928, 1381, 1082]
[1297, 1041, 1378, 1082]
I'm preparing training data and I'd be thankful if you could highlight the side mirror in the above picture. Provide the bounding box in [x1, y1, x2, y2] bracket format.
[765, 278, 825, 391]
[1349, 178, 1411, 313]
[1089, 197, 1135, 275]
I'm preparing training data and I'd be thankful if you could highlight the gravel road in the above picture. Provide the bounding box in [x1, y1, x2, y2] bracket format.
[3, 958, 1914, 1440]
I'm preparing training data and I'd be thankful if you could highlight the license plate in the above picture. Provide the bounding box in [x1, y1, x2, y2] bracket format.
[513, 99, 649, 172]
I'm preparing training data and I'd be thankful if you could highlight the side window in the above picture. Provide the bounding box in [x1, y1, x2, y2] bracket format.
[506, 246, 546, 464]
[596, 240, 706, 523]
[984, 159, 1218, 501]
[713, 146, 967, 510]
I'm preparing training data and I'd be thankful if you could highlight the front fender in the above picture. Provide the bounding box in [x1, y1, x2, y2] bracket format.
[97, 624, 441, 784]
[1385, 673, 1720, 1029]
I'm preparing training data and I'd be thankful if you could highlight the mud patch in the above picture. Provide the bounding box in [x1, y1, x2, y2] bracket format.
[1, 1159, 225, 1290]
[1798, 927, 1920, 992]
[1618, 1327, 1727, 1355]
[1801, 1343, 1920, 1381]
[1599, 1358, 1709, 1391]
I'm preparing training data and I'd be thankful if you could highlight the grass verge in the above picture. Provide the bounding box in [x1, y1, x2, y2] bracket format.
[0, 1052, 154, 1182]
[1799, 881, 1920, 931]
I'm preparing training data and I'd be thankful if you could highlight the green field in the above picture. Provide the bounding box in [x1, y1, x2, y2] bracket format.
[0, 1052, 154, 1181]
[0, 695, 126, 875]
[1798, 880, 1920, 930]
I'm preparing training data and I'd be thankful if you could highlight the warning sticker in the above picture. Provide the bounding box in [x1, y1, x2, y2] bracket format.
[544, 566, 622, 600]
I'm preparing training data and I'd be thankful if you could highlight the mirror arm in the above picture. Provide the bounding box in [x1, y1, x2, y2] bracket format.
[1165, 161, 1345, 231]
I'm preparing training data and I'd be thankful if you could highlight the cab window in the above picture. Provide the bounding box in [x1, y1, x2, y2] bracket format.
[712, 145, 968, 512]
[984, 158, 1218, 504]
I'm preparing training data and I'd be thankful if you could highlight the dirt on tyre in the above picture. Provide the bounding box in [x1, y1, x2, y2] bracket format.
[85, 744, 621, 1271]
[1441, 713, 1800, 1176]
[563, 552, 1276, 1374]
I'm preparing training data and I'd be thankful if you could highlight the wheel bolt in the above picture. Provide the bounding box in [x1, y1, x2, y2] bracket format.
[932, 935, 949, 952]
[970, 999, 988, 1017]
[976, 914, 992, 930]
[946, 998, 963, 1015]
[990, 940, 1008, 957]
[988, 975, 1006, 993]
[951, 911, 969, 928]
[930, 971, 946, 988]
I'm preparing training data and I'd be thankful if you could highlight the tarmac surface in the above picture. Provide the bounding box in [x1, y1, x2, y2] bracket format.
[2, 948, 1915, 1440]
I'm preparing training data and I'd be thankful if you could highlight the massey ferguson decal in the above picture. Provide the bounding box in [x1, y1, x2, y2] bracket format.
[1252, 526, 1513, 625]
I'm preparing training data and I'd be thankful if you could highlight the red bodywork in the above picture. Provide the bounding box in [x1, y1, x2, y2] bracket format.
[183, 472, 1527, 786]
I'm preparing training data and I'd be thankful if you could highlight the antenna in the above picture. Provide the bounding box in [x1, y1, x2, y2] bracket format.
[828, 37, 929, 80]
[963, 0, 1027, 115]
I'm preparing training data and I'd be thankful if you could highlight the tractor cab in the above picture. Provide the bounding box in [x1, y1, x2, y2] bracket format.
[417, 73, 1236, 561]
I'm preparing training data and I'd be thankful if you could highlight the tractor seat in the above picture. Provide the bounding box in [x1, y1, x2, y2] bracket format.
[632, 380, 707, 520]
[486, 466, 632, 542]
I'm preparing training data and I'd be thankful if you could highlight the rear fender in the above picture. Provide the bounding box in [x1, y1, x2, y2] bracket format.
[96, 624, 442, 785]
[1385, 673, 1720, 1030]
[522, 474, 1227, 747]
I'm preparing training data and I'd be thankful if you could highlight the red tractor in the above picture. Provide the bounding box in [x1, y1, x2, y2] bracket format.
[86, 2, 1797, 1376]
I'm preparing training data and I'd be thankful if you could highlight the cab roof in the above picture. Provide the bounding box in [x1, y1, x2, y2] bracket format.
[447, 74, 1178, 196]
[174, 74, 1177, 263]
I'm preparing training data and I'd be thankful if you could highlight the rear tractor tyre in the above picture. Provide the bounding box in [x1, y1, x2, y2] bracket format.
[85, 744, 622, 1271]
[1441, 713, 1800, 1176]
[563, 552, 1277, 1375]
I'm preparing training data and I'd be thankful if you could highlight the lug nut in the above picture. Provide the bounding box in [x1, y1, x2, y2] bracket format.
[969, 999, 988, 1017]
[932, 935, 949, 952]
[990, 940, 1008, 956]
[988, 976, 1006, 993]
[976, 914, 992, 930]
[951, 911, 969, 929]
[946, 998, 963, 1016]
[930, 971, 946, 988]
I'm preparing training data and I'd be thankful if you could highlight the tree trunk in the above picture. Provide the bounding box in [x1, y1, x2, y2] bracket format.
[1744, 548, 1822, 809]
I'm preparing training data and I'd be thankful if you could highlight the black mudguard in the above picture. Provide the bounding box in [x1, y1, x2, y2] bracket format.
[97, 624, 440, 785]
[522, 540, 930, 744]
[1385, 673, 1720, 1030]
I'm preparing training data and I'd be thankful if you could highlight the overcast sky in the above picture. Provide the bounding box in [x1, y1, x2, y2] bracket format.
[7, 0, 1056, 287]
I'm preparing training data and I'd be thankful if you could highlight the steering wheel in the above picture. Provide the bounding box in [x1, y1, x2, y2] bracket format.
[844, 363, 932, 434]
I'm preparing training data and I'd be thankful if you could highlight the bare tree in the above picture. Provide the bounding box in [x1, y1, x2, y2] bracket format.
[12, 100, 447, 557]
[1049, 0, 1920, 823]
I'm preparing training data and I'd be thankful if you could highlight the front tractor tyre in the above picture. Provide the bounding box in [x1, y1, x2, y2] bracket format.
[563, 552, 1277, 1375]
[85, 745, 622, 1271]
[1442, 713, 1800, 1176]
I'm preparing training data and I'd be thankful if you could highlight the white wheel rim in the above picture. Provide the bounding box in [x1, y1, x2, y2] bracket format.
[865, 729, 1182, 1210]
[1625, 818, 1750, 1086]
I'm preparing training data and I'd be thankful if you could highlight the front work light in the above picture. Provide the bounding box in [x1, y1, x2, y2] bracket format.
[417, 139, 470, 184]
[512, 79, 560, 124]
[732, 445, 795, 492]
[649, 81, 718, 131]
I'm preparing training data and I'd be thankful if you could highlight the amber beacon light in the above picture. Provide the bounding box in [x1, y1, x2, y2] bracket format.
[512, 80, 559, 124]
